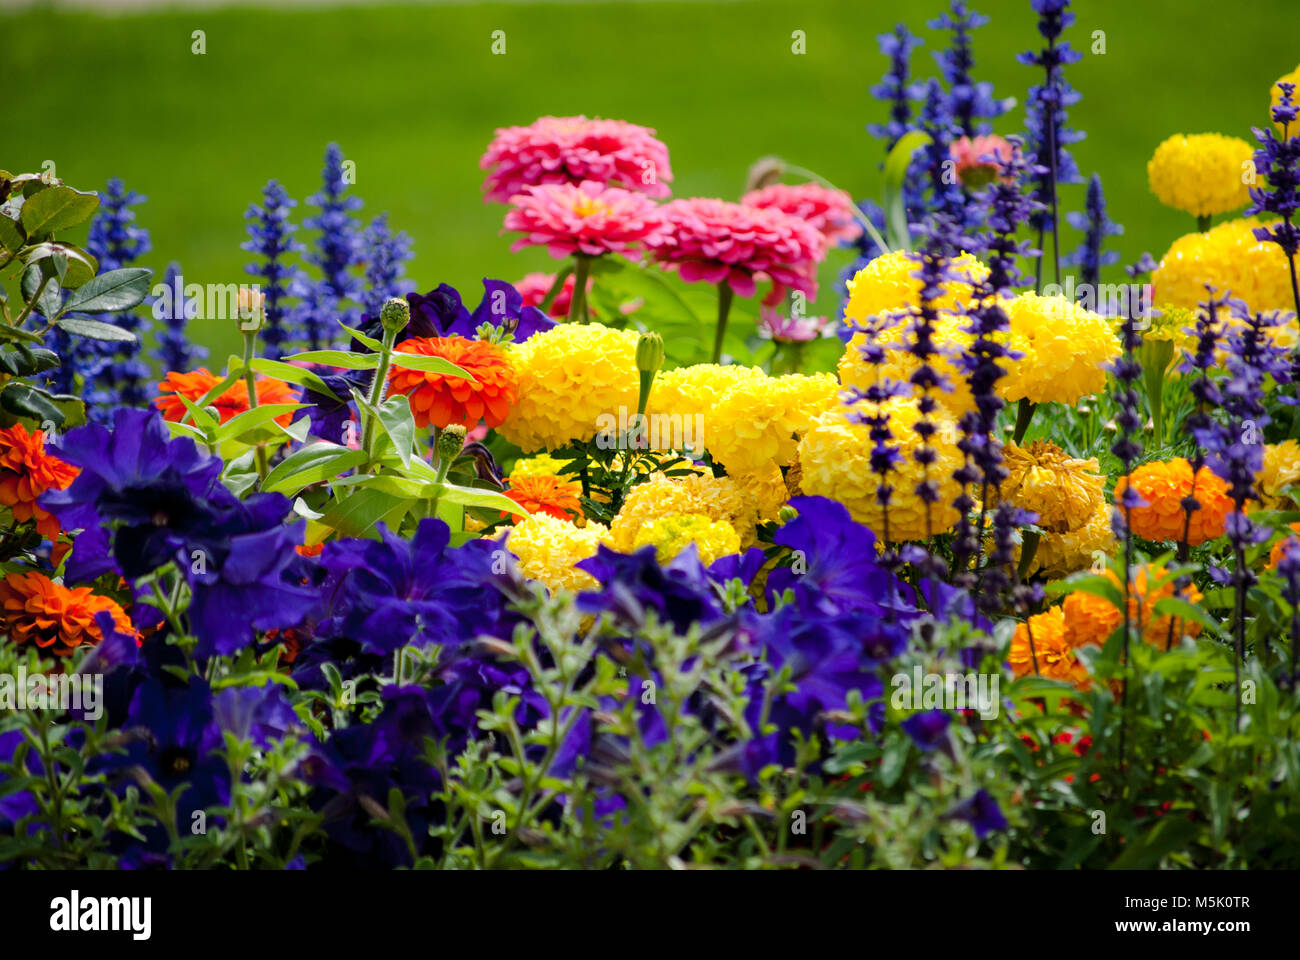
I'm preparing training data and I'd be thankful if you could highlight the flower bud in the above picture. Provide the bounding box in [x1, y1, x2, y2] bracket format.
[380, 297, 410, 336]
[236, 287, 266, 334]
[437, 423, 467, 462]
[636, 331, 665, 376]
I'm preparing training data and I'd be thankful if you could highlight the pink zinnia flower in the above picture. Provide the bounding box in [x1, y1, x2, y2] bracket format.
[503, 180, 665, 260]
[741, 182, 863, 246]
[647, 198, 826, 298]
[516, 271, 593, 319]
[480, 115, 673, 203]
[758, 306, 830, 342]
[949, 135, 1017, 188]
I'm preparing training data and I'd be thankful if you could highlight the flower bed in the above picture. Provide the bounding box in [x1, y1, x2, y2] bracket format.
[1, 0, 1300, 871]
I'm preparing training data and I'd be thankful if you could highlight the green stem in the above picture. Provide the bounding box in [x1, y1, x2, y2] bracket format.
[13, 273, 51, 328]
[241, 330, 269, 480]
[538, 263, 575, 315]
[569, 254, 593, 324]
[1197, 214, 1212, 233]
[362, 325, 398, 462]
[1012, 398, 1037, 445]
[711, 282, 735, 364]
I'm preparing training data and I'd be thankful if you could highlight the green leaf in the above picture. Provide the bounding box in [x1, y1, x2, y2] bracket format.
[54, 317, 137, 343]
[21, 264, 61, 320]
[352, 388, 416, 468]
[0, 217, 23, 256]
[61, 267, 152, 314]
[247, 358, 343, 402]
[283, 350, 379, 370]
[262, 442, 369, 496]
[0, 347, 58, 377]
[165, 420, 210, 443]
[0, 381, 64, 424]
[882, 130, 931, 253]
[879, 733, 909, 788]
[388, 352, 474, 379]
[213, 403, 306, 444]
[317, 488, 405, 538]
[18, 185, 99, 239]
[435, 481, 521, 515]
[173, 392, 219, 440]
[21, 242, 97, 289]
[337, 322, 386, 352]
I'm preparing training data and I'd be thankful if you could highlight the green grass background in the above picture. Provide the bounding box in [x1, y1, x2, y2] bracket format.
[3, 0, 1296, 363]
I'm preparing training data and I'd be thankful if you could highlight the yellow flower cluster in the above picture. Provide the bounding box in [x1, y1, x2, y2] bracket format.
[839, 250, 988, 417]
[647, 363, 766, 452]
[498, 322, 641, 451]
[505, 514, 609, 594]
[1152, 218, 1297, 321]
[703, 373, 839, 474]
[1257, 440, 1300, 511]
[1147, 133, 1253, 218]
[1001, 441, 1106, 534]
[999, 292, 1119, 405]
[508, 452, 578, 480]
[610, 471, 759, 551]
[630, 513, 741, 567]
[728, 459, 790, 521]
[1026, 504, 1115, 581]
[797, 396, 963, 542]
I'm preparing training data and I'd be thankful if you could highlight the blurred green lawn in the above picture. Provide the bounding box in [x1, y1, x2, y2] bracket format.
[4, 0, 1297, 363]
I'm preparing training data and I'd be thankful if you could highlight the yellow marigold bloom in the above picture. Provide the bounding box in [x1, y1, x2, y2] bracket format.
[704, 372, 839, 474]
[838, 312, 978, 416]
[1272, 64, 1300, 134]
[999, 441, 1105, 534]
[998, 293, 1118, 405]
[1144, 304, 1196, 348]
[508, 453, 578, 481]
[1147, 133, 1253, 218]
[1024, 499, 1115, 581]
[1008, 607, 1092, 688]
[645, 363, 766, 451]
[729, 459, 789, 522]
[1268, 522, 1300, 570]
[842, 249, 988, 326]
[798, 397, 963, 542]
[631, 512, 741, 566]
[1061, 565, 1203, 650]
[497, 322, 641, 451]
[610, 471, 758, 550]
[1113, 458, 1232, 546]
[1256, 440, 1300, 511]
[506, 514, 609, 594]
[1152, 218, 1297, 320]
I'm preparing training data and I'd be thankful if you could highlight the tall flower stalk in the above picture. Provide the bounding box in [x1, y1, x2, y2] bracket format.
[929, 0, 1014, 139]
[1246, 81, 1300, 322]
[360, 213, 416, 320]
[1018, 0, 1084, 293]
[294, 143, 365, 349]
[1063, 173, 1122, 292]
[151, 261, 207, 374]
[243, 180, 306, 360]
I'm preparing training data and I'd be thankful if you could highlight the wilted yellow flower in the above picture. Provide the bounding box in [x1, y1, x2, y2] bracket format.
[498, 322, 641, 451]
[999, 441, 1106, 534]
[610, 471, 758, 550]
[1147, 133, 1253, 218]
[704, 373, 839, 474]
[1257, 440, 1300, 511]
[506, 514, 609, 594]
[797, 397, 963, 542]
[631, 513, 741, 566]
[998, 292, 1118, 405]
[1023, 499, 1115, 581]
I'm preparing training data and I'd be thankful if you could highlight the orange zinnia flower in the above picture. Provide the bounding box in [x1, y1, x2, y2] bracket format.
[1113, 458, 1233, 545]
[153, 368, 298, 426]
[0, 571, 136, 656]
[387, 336, 517, 430]
[502, 474, 584, 522]
[0, 423, 79, 540]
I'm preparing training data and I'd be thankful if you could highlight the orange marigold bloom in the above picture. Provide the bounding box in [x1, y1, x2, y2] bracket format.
[502, 474, 583, 522]
[388, 336, 518, 430]
[1268, 522, 1300, 569]
[0, 571, 136, 656]
[1062, 565, 1203, 650]
[154, 368, 298, 426]
[1113, 458, 1232, 546]
[0, 423, 79, 540]
[1008, 606, 1093, 688]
